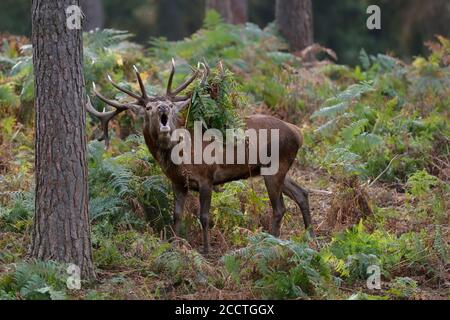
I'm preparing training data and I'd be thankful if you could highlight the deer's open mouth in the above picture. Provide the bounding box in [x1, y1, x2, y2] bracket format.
[160, 114, 168, 126]
[160, 114, 170, 133]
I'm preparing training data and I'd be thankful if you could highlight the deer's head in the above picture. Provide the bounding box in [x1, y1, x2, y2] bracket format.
[143, 96, 190, 149]
[86, 59, 208, 149]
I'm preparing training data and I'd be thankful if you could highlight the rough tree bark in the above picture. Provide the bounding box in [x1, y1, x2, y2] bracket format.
[80, 0, 104, 31]
[206, 0, 248, 24]
[276, 0, 314, 52]
[31, 0, 95, 280]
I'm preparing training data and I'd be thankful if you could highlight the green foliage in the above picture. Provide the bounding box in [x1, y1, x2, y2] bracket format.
[0, 29, 144, 116]
[211, 181, 269, 246]
[88, 139, 171, 231]
[405, 170, 449, 224]
[150, 12, 324, 113]
[0, 44, 33, 109]
[0, 232, 27, 265]
[211, 182, 248, 239]
[388, 277, 418, 299]
[325, 222, 403, 281]
[224, 234, 335, 299]
[0, 192, 33, 232]
[0, 260, 69, 300]
[152, 244, 213, 290]
[0, 83, 19, 109]
[406, 170, 440, 197]
[187, 65, 245, 136]
[83, 29, 144, 92]
[307, 54, 449, 182]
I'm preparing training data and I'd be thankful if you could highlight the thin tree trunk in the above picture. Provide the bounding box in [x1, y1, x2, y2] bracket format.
[158, 0, 184, 40]
[80, 0, 104, 31]
[31, 0, 95, 280]
[206, 0, 248, 24]
[276, 0, 314, 52]
[230, 0, 248, 24]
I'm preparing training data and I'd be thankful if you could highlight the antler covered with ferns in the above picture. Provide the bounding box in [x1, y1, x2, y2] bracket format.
[85, 60, 208, 147]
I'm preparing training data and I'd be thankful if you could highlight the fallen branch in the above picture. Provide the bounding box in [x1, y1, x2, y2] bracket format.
[308, 188, 333, 195]
[368, 155, 399, 188]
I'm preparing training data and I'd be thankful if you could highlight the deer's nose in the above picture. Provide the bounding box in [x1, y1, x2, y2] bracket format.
[158, 105, 170, 114]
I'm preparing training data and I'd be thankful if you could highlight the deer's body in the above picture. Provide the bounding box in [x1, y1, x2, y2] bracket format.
[143, 114, 302, 189]
[87, 62, 313, 254]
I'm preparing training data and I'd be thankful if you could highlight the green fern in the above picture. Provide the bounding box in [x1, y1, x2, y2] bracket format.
[186, 65, 245, 136]
[83, 29, 136, 53]
[224, 234, 334, 299]
[0, 83, 20, 109]
[0, 260, 69, 300]
[87, 140, 171, 230]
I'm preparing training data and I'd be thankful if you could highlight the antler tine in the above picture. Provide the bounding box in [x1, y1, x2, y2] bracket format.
[171, 95, 191, 102]
[133, 65, 149, 100]
[92, 82, 129, 111]
[200, 62, 210, 87]
[166, 58, 176, 96]
[170, 63, 207, 102]
[86, 83, 135, 149]
[107, 74, 142, 101]
[171, 68, 199, 96]
[218, 60, 225, 77]
[85, 95, 120, 149]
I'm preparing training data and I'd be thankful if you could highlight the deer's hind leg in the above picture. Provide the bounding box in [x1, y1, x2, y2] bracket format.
[282, 177, 314, 236]
[263, 174, 288, 237]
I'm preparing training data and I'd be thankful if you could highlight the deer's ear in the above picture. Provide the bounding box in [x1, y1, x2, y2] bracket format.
[174, 100, 190, 113]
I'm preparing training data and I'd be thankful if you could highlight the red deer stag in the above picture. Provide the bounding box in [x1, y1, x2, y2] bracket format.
[85, 61, 313, 253]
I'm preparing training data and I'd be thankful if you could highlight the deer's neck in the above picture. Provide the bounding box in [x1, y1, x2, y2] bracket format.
[142, 123, 181, 181]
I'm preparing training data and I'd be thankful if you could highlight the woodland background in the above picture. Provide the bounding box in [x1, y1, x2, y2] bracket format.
[1, 0, 450, 64]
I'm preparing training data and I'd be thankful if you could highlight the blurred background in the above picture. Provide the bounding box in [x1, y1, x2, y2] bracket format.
[0, 0, 449, 64]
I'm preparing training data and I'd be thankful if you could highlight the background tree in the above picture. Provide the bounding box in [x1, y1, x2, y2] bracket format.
[0, 1, 448, 71]
[80, 0, 104, 31]
[276, 0, 313, 52]
[206, 0, 248, 24]
[30, 0, 95, 279]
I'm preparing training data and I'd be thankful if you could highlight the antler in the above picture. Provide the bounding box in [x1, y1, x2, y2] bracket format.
[199, 60, 211, 88]
[166, 59, 199, 101]
[85, 66, 150, 148]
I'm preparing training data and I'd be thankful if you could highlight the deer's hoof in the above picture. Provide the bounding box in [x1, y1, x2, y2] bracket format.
[270, 224, 281, 238]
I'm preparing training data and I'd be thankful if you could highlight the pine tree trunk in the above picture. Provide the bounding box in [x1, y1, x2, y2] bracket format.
[276, 0, 314, 52]
[206, 0, 248, 24]
[80, 0, 104, 31]
[31, 0, 95, 280]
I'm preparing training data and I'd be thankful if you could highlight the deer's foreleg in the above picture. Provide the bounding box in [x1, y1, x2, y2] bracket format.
[198, 185, 212, 254]
[264, 175, 287, 237]
[173, 184, 188, 236]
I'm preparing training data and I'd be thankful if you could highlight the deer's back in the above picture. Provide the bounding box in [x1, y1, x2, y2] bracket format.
[246, 115, 303, 149]
[155, 115, 304, 190]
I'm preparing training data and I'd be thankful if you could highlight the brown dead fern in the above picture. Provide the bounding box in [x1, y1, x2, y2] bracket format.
[326, 176, 373, 230]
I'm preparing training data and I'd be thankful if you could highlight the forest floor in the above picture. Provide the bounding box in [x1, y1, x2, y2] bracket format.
[83, 161, 447, 301]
